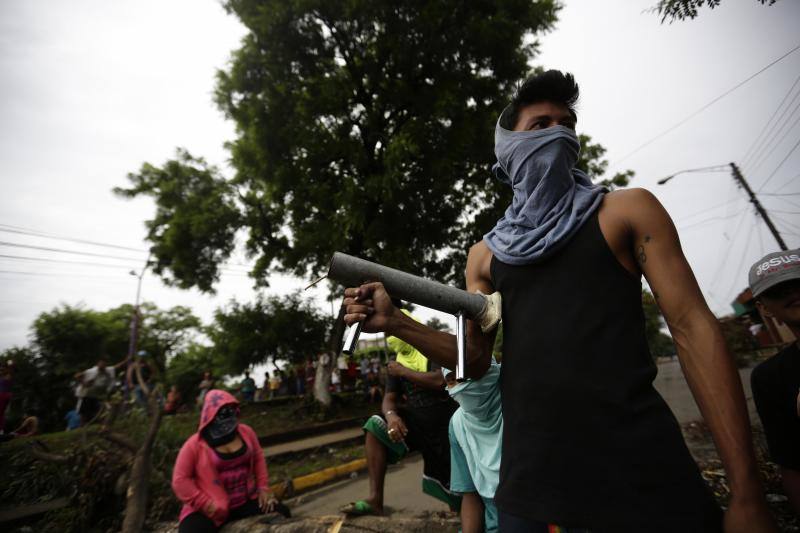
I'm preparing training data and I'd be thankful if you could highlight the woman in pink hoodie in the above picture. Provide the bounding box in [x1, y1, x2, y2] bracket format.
[172, 389, 279, 532]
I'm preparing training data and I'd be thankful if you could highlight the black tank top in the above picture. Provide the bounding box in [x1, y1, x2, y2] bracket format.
[491, 211, 721, 532]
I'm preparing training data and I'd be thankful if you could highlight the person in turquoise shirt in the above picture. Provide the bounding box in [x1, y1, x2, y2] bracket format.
[444, 361, 502, 533]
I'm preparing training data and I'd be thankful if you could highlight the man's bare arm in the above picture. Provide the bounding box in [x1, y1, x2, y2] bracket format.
[389, 363, 446, 390]
[343, 243, 496, 378]
[623, 189, 773, 528]
[381, 391, 400, 418]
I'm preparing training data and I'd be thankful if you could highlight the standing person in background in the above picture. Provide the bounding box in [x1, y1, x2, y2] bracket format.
[75, 357, 120, 425]
[295, 363, 306, 395]
[749, 250, 800, 515]
[346, 357, 359, 391]
[165, 385, 183, 415]
[0, 361, 14, 434]
[268, 372, 281, 400]
[365, 370, 382, 404]
[240, 372, 256, 403]
[261, 371, 271, 401]
[128, 351, 155, 408]
[277, 370, 289, 397]
[197, 371, 215, 409]
[331, 368, 341, 393]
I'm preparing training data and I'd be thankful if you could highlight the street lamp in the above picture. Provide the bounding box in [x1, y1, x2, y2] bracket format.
[656, 164, 729, 185]
[126, 253, 152, 360]
[658, 162, 787, 250]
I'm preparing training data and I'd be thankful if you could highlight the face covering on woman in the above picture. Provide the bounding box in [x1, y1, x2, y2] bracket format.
[483, 107, 605, 265]
[201, 404, 239, 447]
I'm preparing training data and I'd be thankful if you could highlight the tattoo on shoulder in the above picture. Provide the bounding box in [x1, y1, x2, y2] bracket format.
[636, 235, 651, 266]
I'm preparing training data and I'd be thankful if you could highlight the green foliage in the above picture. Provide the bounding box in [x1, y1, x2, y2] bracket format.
[642, 289, 676, 357]
[425, 317, 452, 333]
[117, 0, 637, 298]
[114, 148, 241, 292]
[718, 317, 759, 367]
[651, 0, 776, 23]
[577, 134, 634, 190]
[165, 343, 218, 404]
[208, 292, 329, 374]
[2, 302, 200, 432]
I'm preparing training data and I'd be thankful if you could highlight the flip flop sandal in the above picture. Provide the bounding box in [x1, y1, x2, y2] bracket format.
[339, 500, 377, 516]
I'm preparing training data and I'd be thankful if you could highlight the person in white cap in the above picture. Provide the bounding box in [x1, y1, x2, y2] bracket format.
[749, 248, 800, 515]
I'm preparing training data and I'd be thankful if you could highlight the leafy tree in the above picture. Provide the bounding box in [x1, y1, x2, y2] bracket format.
[3, 303, 200, 431]
[119, 0, 562, 289]
[165, 342, 219, 409]
[650, 0, 776, 23]
[114, 149, 241, 293]
[208, 292, 329, 375]
[642, 289, 676, 358]
[425, 317, 452, 333]
[136, 303, 202, 370]
[577, 134, 633, 190]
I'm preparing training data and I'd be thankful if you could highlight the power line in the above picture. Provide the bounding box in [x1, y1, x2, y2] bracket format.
[723, 220, 756, 300]
[678, 210, 743, 231]
[610, 42, 800, 167]
[764, 195, 800, 210]
[740, 71, 800, 167]
[0, 224, 147, 253]
[0, 241, 144, 262]
[674, 197, 742, 223]
[770, 173, 800, 194]
[0, 270, 130, 281]
[745, 104, 800, 175]
[760, 192, 800, 197]
[0, 254, 139, 270]
[773, 214, 800, 233]
[708, 209, 750, 294]
[758, 135, 800, 191]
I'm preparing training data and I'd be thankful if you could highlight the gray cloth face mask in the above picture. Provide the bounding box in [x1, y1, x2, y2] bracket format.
[483, 108, 605, 265]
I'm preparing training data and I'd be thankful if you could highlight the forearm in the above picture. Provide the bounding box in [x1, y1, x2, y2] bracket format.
[672, 310, 761, 499]
[381, 393, 398, 416]
[387, 312, 490, 378]
[399, 370, 445, 391]
[460, 492, 485, 533]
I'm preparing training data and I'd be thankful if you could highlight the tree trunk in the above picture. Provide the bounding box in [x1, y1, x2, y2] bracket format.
[121, 391, 163, 533]
[313, 303, 347, 407]
[313, 353, 333, 407]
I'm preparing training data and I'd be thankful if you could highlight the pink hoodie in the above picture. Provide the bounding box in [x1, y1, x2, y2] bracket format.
[171, 389, 270, 526]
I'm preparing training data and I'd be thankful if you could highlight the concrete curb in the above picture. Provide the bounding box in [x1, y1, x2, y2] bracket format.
[258, 416, 366, 447]
[272, 458, 368, 500]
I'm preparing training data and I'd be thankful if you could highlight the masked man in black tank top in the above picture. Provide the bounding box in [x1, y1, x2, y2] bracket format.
[344, 70, 776, 532]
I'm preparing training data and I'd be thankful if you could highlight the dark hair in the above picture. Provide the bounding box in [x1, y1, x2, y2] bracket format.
[502, 70, 579, 130]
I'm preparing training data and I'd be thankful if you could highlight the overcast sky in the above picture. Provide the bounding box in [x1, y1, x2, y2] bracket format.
[1, 0, 799, 354]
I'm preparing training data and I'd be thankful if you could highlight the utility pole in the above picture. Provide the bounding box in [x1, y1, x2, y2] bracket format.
[729, 163, 788, 251]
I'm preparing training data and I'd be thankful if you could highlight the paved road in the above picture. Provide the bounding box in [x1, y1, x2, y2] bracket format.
[292, 454, 449, 517]
[653, 359, 759, 425]
[292, 360, 759, 517]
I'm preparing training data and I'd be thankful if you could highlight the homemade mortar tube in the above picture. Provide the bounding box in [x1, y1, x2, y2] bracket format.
[328, 252, 501, 380]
